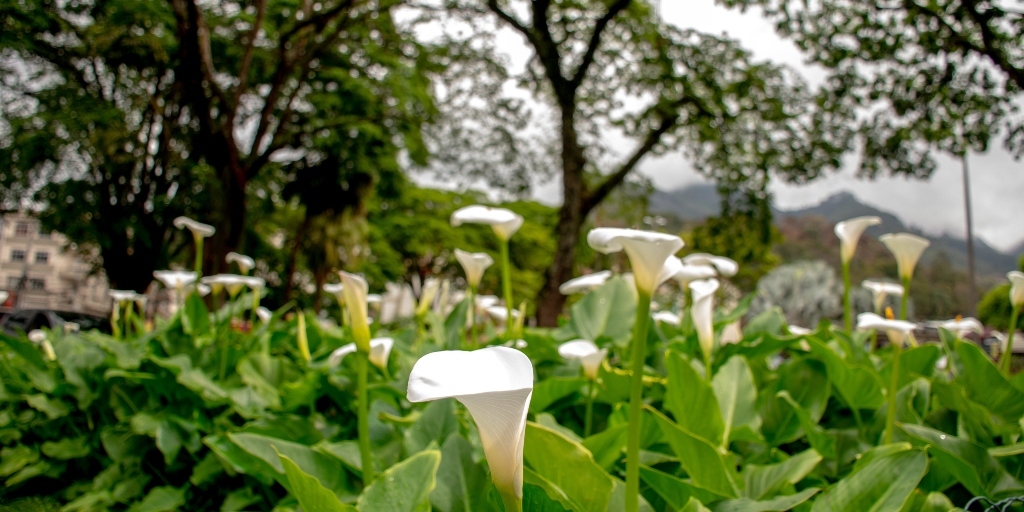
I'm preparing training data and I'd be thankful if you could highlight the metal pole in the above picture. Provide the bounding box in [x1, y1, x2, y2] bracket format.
[961, 154, 977, 316]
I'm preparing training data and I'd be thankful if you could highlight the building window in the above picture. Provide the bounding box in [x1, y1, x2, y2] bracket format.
[10, 250, 26, 262]
[29, 279, 44, 290]
[14, 223, 30, 237]
[6, 277, 20, 289]
[34, 252, 49, 264]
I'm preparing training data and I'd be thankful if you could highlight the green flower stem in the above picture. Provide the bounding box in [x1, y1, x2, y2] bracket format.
[625, 290, 652, 512]
[884, 337, 902, 444]
[469, 285, 478, 348]
[900, 277, 910, 320]
[584, 379, 596, 437]
[111, 306, 121, 339]
[251, 291, 260, 324]
[193, 236, 204, 279]
[500, 489, 523, 512]
[842, 261, 852, 332]
[500, 240, 514, 338]
[124, 303, 134, 338]
[705, 354, 714, 384]
[356, 351, 374, 485]
[1001, 307, 1019, 375]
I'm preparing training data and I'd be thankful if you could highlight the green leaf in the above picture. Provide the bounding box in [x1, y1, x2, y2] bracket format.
[647, 407, 740, 498]
[125, 486, 186, 512]
[431, 434, 493, 512]
[806, 337, 885, 409]
[189, 453, 224, 486]
[523, 421, 614, 512]
[639, 465, 729, 509]
[682, 498, 713, 512]
[712, 356, 760, 446]
[582, 424, 629, 471]
[40, 437, 90, 460]
[131, 413, 183, 464]
[443, 299, 471, 349]
[357, 450, 441, 512]
[950, 340, 1024, 422]
[279, 451, 357, 512]
[743, 449, 822, 500]
[25, 394, 70, 419]
[776, 392, 835, 459]
[760, 358, 830, 447]
[150, 355, 229, 403]
[0, 445, 38, 478]
[809, 446, 927, 512]
[530, 376, 586, 414]
[181, 293, 211, 335]
[0, 333, 55, 392]
[523, 483, 572, 511]
[901, 423, 1024, 498]
[710, 488, 819, 512]
[566, 277, 636, 346]
[665, 350, 724, 445]
[405, 399, 459, 457]
[226, 432, 352, 499]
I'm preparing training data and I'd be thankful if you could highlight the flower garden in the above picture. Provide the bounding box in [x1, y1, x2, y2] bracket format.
[3, 207, 1024, 512]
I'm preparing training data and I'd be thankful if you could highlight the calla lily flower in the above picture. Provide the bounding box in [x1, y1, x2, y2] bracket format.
[450, 205, 525, 241]
[879, 233, 930, 281]
[153, 270, 198, 290]
[416, 278, 441, 317]
[226, 252, 255, 274]
[862, 280, 904, 312]
[173, 216, 215, 238]
[28, 330, 56, 361]
[834, 216, 881, 263]
[196, 283, 211, 297]
[558, 339, 607, 380]
[652, 311, 681, 326]
[328, 337, 395, 370]
[367, 293, 382, 304]
[28, 329, 46, 344]
[1009, 271, 1024, 309]
[690, 278, 720, 360]
[682, 253, 739, 277]
[201, 274, 249, 297]
[109, 290, 139, 304]
[587, 228, 685, 295]
[407, 346, 533, 505]
[559, 270, 613, 295]
[939, 317, 984, 336]
[856, 312, 917, 346]
[339, 271, 371, 351]
[721, 321, 743, 345]
[476, 295, 500, 311]
[788, 325, 812, 335]
[0, 291, 8, 304]
[454, 249, 494, 288]
[505, 339, 528, 349]
[486, 306, 519, 324]
[668, 259, 717, 287]
[256, 307, 272, 323]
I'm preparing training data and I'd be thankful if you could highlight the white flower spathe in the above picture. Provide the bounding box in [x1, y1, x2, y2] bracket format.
[450, 205, 525, 241]
[682, 253, 739, 277]
[857, 312, 917, 346]
[1009, 271, 1024, 309]
[328, 337, 394, 370]
[862, 280, 905, 312]
[652, 311, 681, 326]
[225, 252, 255, 273]
[454, 249, 494, 288]
[339, 271, 371, 351]
[416, 278, 441, 316]
[367, 293, 382, 304]
[587, 228, 684, 295]
[879, 233, 930, 281]
[196, 283, 211, 297]
[407, 346, 533, 500]
[153, 270, 198, 290]
[243, 276, 265, 291]
[721, 321, 743, 345]
[834, 216, 881, 263]
[201, 274, 249, 296]
[256, 307, 272, 323]
[939, 317, 984, 336]
[788, 325, 812, 335]
[690, 278, 720, 358]
[28, 329, 46, 343]
[668, 258, 717, 286]
[109, 290, 139, 304]
[558, 339, 607, 380]
[558, 270, 613, 295]
[486, 306, 519, 324]
[173, 216, 215, 238]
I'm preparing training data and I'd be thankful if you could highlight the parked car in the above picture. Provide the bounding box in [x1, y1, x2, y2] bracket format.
[0, 309, 111, 336]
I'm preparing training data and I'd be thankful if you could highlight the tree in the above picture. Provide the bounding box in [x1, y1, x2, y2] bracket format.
[427, 0, 850, 325]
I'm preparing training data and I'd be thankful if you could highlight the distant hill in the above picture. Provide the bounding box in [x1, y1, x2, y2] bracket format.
[649, 184, 1019, 277]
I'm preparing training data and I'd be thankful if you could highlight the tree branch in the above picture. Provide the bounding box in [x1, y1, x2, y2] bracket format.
[569, 0, 632, 88]
[234, 0, 269, 105]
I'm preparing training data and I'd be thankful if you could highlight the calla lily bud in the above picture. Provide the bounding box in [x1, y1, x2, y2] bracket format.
[682, 253, 739, 277]
[454, 249, 494, 288]
[690, 278, 720, 359]
[559, 270, 613, 295]
[407, 347, 533, 503]
[834, 216, 881, 264]
[879, 233, 930, 281]
[328, 337, 395, 370]
[939, 316, 983, 337]
[173, 216, 216, 239]
[451, 205, 525, 241]
[339, 271, 371, 352]
[652, 311, 681, 326]
[296, 313, 311, 362]
[558, 339, 607, 380]
[1009, 271, 1024, 309]
[153, 270, 198, 290]
[587, 228, 684, 295]
[416, 278, 441, 317]
[856, 312, 917, 347]
[862, 280, 904, 312]
[226, 252, 255, 274]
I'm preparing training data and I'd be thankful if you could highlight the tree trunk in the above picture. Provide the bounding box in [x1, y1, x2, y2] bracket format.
[536, 108, 588, 327]
[961, 154, 977, 315]
[283, 215, 312, 303]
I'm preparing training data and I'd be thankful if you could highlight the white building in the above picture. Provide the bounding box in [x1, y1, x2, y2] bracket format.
[0, 212, 110, 316]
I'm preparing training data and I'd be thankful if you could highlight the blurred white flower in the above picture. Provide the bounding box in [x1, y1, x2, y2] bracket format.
[652, 311, 681, 326]
[173, 216, 215, 238]
[939, 317, 984, 337]
[328, 337, 394, 370]
[857, 312, 917, 346]
[256, 307, 272, 323]
[1009, 271, 1024, 309]
[587, 228, 684, 295]
[454, 249, 494, 288]
[666, 257, 717, 287]
[862, 280, 904, 312]
[834, 216, 881, 264]
[28, 329, 46, 344]
[721, 321, 743, 345]
[682, 253, 739, 277]
[109, 290, 139, 304]
[788, 325, 812, 336]
[558, 339, 607, 380]
[201, 274, 248, 297]
[690, 279, 720, 358]
[340, 271, 371, 351]
[486, 306, 519, 324]
[153, 270, 198, 290]
[225, 252, 255, 274]
[416, 278, 441, 317]
[407, 347, 533, 503]
[28, 330, 55, 361]
[879, 233, 930, 281]
[558, 270, 613, 295]
[450, 205, 525, 241]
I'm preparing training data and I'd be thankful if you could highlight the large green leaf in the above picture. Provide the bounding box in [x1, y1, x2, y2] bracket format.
[712, 356, 760, 446]
[582, 424, 629, 471]
[902, 423, 1024, 498]
[807, 338, 885, 409]
[227, 432, 353, 499]
[710, 488, 819, 512]
[639, 465, 729, 509]
[742, 449, 822, 500]
[648, 407, 740, 498]
[357, 450, 441, 512]
[181, 293, 211, 336]
[565, 277, 636, 346]
[279, 451, 357, 512]
[530, 376, 586, 414]
[523, 421, 613, 512]
[760, 358, 830, 447]
[809, 446, 927, 512]
[431, 434, 493, 512]
[405, 399, 459, 457]
[442, 299, 471, 349]
[125, 486, 185, 512]
[950, 340, 1024, 422]
[665, 350, 724, 445]
[682, 498, 713, 512]
[776, 392, 835, 459]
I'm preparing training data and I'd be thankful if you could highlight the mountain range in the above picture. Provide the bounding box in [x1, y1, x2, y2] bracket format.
[649, 184, 1022, 277]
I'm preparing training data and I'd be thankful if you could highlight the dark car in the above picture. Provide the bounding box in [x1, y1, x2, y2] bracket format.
[0, 309, 111, 336]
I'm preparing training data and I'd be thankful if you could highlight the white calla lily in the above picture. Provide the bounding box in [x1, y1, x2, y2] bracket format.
[879, 233, 930, 281]
[939, 317, 984, 336]
[558, 339, 607, 380]
[721, 322, 743, 345]
[173, 216, 215, 238]
[486, 306, 519, 324]
[407, 346, 533, 505]
[558, 270, 613, 295]
[788, 325, 812, 335]
[652, 311, 681, 326]
[856, 312, 917, 346]
[196, 283, 211, 297]
[454, 249, 494, 288]
[682, 253, 739, 277]
[450, 205, 525, 241]
[862, 280, 904, 312]
[587, 228, 685, 295]
[201, 274, 248, 297]
[690, 278, 720, 361]
[328, 337, 394, 370]
[27, 330, 55, 361]
[226, 252, 255, 274]
[153, 270, 198, 290]
[670, 260, 717, 287]
[28, 329, 46, 344]
[416, 278, 441, 317]
[834, 216, 881, 263]
[339, 271, 371, 351]
[109, 290, 138, 304]
[367, 293, 382, 304]
[256, 307, 272, 323]
[476, 295, 500, 311]
[1009, 271, 1024, 309]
